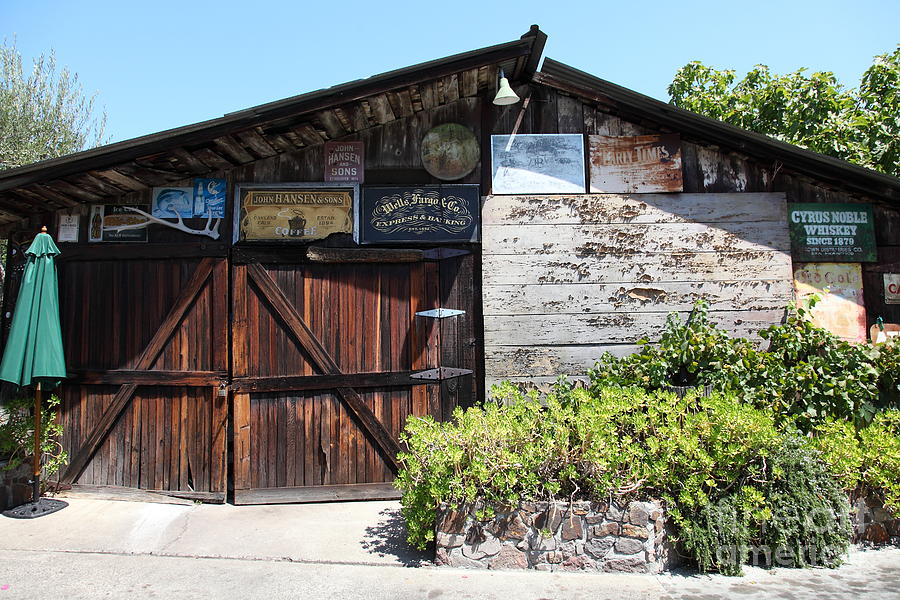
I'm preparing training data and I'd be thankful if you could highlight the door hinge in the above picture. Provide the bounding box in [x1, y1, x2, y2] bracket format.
[410, 367, 474, 381]
[415, 308, 465, 318]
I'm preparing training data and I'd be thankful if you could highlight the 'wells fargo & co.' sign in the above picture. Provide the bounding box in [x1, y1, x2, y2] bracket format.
[356, 185, 480, 244]
[235, 184, 355, 242]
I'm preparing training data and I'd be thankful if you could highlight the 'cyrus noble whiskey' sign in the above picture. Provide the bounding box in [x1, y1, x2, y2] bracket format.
[356, 185, 480, 244]
[234, 183, 356, 242]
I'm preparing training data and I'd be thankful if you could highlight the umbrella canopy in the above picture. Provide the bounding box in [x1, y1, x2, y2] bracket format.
[0, 231, 66, 389]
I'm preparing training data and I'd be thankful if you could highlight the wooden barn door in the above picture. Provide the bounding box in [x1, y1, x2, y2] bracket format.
[55, 255, 229, 501]
[231, 249, 476, 504]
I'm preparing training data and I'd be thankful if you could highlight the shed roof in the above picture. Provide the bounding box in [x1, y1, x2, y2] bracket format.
[535, 58, 900, 201]
[1, 26, 898, 229]
[0, 26, 547, 226]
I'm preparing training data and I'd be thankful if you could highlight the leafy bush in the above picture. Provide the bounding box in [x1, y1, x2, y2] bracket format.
[591, 297, 898, 432]
[0, 393, 68, 481]
[588, 300, 755, 391]
[397, 384, 852, 575]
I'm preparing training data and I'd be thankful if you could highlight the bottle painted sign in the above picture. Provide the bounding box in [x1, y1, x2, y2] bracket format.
[235, 184, 355, 242]
[356, 185, 480, 244]
[788, 203, 876, 262]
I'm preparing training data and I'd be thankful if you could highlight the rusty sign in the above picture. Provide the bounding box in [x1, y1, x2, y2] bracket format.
[793, 262, 866, 342]
[589, 134, 683, 193]
[324, 141, 364, 183]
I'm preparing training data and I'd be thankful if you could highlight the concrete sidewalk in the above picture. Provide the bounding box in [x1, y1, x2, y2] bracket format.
[1, 496, 898, 599]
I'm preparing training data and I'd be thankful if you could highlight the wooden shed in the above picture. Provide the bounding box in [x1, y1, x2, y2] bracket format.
[0, 26, 898, 504]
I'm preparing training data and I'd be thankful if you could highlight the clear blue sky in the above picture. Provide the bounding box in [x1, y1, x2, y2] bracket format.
[3, 0, 898, 144]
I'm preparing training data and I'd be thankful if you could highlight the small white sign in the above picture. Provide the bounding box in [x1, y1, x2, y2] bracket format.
[885, 273, 900, 305]
[57, 214, 80, 242]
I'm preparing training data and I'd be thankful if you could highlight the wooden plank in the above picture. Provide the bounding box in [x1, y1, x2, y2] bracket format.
[60, 483, 195, 505]
[192, 148, 235, 171]
[368, 94, 395, 125]
[386, 90, 415, 118]
[485, 309, 785, 346]
[90, 169, 145, 191]
[482, 222, 791, 255]
[345, 103, 372, 132]
[291, 123, 326, 146]
[48, 180, 104, 202]
[485, 344, 643, 378]
[557, 94, 584, 134]
[306, 247, 423, 263]
[170, 148, 211, 174]
[231, 370, 433, 393]
[61, 259, 216, 485]
[482, 280, 795, 315]
[441, 73, 460, 103]
[460, 68, 479, 97]
[233, 482, 400, 505]
[482, 251, 793, 285]
[246, 263, 402, 472]
[232, 262, 251, 491]
[236, 128, 278, 158]
[72, 369, 227, 386]
[315, 110, 348, 139]
[481, 193, 789, 226]
[212, 135, 255, 164]
[58, 243, 228, 262]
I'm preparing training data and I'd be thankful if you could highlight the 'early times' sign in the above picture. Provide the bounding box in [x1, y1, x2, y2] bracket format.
[788, 203, 876, 262]
[356, 185, 480, 244]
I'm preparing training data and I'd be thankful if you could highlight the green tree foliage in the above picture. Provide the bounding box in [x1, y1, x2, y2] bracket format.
[0, 39, 106, 170]
[668, 46, 900, 177]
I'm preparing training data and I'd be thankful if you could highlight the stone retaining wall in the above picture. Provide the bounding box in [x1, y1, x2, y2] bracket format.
[851, 495, 900, 544]
[434, 500, 680, 573]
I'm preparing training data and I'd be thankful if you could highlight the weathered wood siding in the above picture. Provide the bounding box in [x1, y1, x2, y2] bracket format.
[482, 193, 793, 388]
[485, 85, 900, 332]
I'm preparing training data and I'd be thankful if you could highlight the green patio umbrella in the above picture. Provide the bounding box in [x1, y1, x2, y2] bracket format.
[0, 226, 68, 518]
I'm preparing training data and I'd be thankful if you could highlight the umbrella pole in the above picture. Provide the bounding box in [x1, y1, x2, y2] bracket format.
[33, 382, 42, 503]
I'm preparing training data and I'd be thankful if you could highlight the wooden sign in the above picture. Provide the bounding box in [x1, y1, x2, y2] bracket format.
[871, 322, 900, 343]
[793, 262, 866, 342]
[788, 203, 876, 262]
[885, 273, 900, 304]
[234, 183, 355, 242]
[491, 134, 585, 194]
[356, 185, 479, 244]
[324, 141, 364, 183]
[589, 134, 683, 193]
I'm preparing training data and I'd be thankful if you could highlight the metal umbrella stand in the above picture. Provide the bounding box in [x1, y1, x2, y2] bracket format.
[1, 227, 68, 518]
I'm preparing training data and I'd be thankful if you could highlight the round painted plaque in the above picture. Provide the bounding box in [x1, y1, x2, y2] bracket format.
[420, 123, 480, 181]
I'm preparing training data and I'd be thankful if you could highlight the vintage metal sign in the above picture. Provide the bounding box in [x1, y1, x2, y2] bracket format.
[324, 141, 364, 183]
[788, 203, 876, 262]
[589, 134, 683, 193]
[491, 134, 585, 194]
[356, 185, 479, 244]
[234, 184, 355, 242]
[89, 204, 150, 242]
[793, 262, 866, 342]
[885, 273, 900, 305]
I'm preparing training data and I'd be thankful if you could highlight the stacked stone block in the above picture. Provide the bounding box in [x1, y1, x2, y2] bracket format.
[434, 499, 679, 573]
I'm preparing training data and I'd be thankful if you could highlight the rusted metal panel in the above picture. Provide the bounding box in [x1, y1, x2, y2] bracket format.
[589, 134, 683, 193]
[793, 262, 867, 342]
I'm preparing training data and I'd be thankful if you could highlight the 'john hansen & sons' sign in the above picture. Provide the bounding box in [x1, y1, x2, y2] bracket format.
[355, 185, 480, 244]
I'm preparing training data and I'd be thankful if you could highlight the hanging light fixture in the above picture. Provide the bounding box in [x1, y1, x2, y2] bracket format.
[492, 68, 520, 106]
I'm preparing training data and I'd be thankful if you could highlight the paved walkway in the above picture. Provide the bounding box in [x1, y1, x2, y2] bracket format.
[1, 497, 897, 599]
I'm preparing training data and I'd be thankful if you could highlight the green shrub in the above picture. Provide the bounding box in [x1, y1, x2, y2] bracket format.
[0, 393, 68, 481]
[858, 410, 900, 512]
